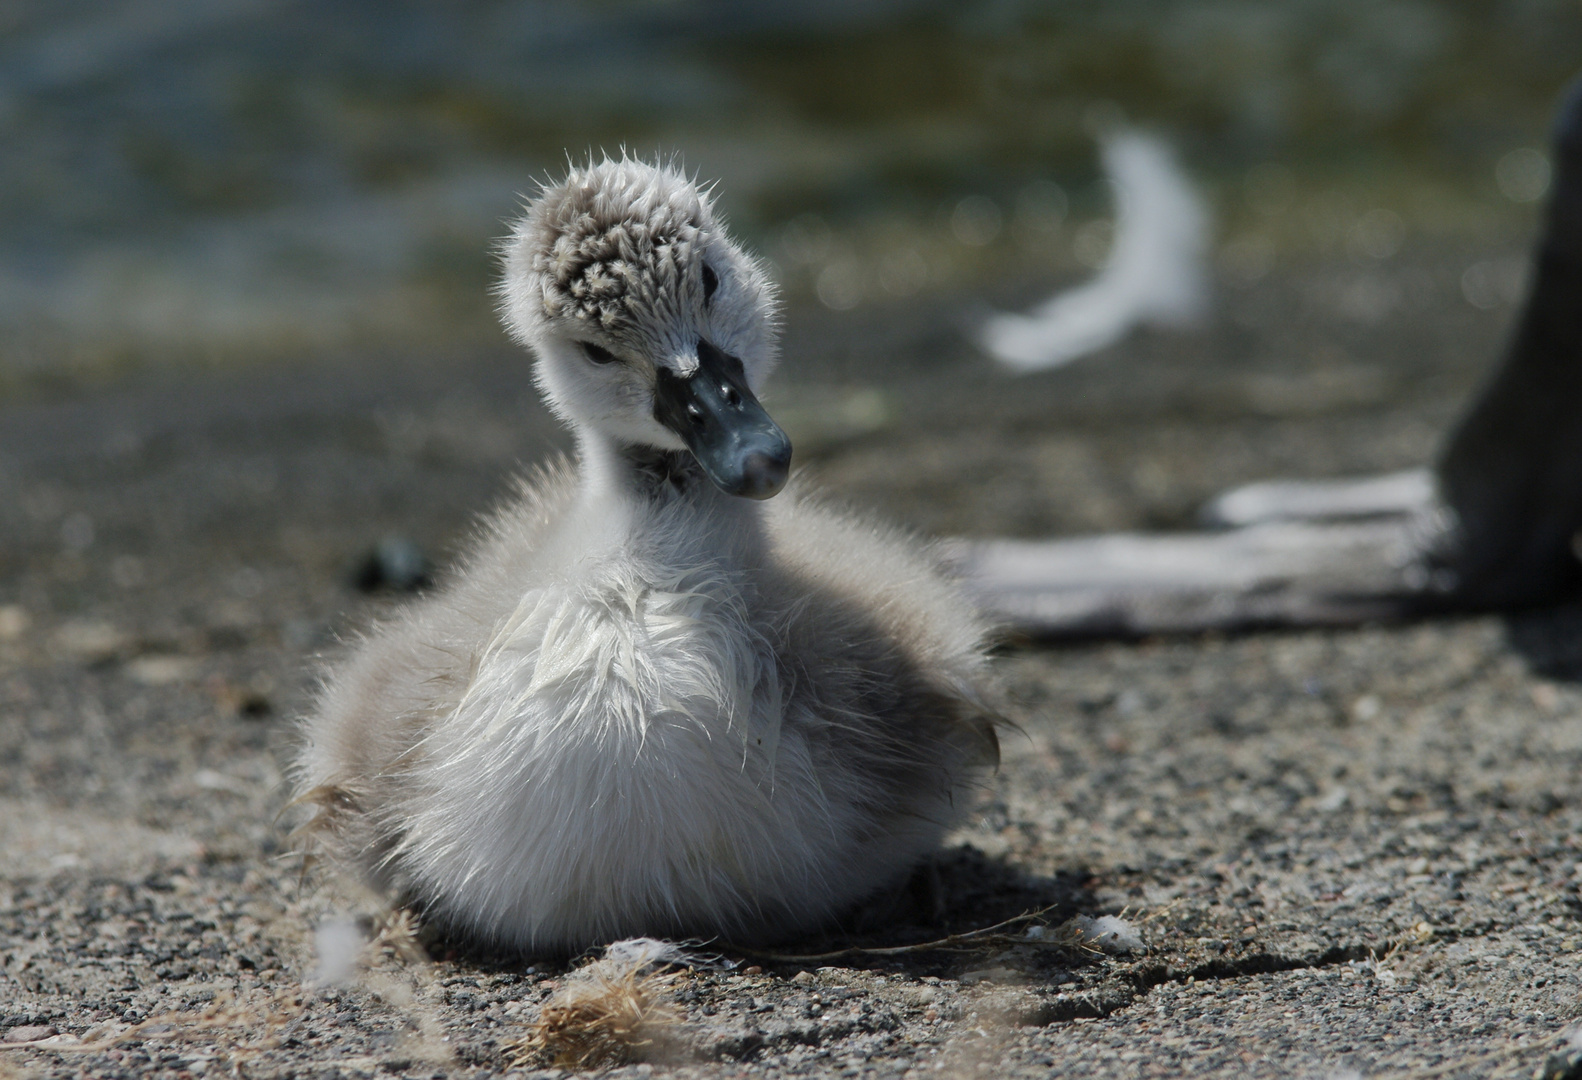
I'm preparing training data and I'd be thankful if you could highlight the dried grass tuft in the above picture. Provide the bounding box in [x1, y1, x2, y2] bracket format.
[0, 985, 305, 1065]
[370, 908, 427, 965]
[508, 939, 686, 1071]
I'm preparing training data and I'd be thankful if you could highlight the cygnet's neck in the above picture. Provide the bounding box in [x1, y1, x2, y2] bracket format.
[574, 427, 768, 563]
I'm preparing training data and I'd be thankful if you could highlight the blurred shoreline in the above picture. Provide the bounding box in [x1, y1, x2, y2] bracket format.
[0, 1, 1573, 388]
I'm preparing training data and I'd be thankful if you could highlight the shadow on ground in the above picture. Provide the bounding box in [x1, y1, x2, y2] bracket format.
[1506, 601, 1582, 682]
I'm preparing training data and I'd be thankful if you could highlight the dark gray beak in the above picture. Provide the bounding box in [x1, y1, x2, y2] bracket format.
[653, 340, 792, 499]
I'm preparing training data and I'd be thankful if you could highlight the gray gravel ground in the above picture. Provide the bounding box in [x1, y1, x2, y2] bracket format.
[6, 245, 1582, 1079]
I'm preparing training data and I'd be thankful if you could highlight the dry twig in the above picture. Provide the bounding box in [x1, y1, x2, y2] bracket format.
[725, 905, 1103, 963]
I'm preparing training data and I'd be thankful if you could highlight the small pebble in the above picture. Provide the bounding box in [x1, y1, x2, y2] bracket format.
[124, 655, 199, 686]
[53, 620, 128, 663]
[0, 604, 29, 641]
[3, 1025, 58, 1043]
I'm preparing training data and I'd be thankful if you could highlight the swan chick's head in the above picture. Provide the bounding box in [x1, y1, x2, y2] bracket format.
[498, 157, 791, 499]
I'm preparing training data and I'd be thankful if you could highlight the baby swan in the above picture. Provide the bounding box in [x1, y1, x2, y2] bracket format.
[296, 157, 1000, 955]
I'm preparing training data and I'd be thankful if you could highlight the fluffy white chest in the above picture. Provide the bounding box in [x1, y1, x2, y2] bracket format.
[396, 556, 832, 949]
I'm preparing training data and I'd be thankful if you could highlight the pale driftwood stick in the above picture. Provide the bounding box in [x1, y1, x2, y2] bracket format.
[961, 77, 1582, 637]
[1198, 468, 1435, 529]
[950, 519, 1426, 637]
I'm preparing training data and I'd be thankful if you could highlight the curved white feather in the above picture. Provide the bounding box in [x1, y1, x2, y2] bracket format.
[981, 130, 1210, 372]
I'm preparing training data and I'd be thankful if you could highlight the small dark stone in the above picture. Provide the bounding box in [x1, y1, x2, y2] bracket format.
[352, 535, 432, 593]
[237, 693, 271, 718]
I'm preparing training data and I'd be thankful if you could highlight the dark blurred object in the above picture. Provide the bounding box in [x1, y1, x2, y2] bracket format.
[1431, 76, 1582, 606]
[352, 535, 432, 593]
[961, 75, 1582, 636]
[206, 674, 273, 719]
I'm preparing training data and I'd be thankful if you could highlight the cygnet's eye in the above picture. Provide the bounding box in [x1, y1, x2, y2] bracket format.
[701, 263, 719, 305]
[580, 341, 619, 365]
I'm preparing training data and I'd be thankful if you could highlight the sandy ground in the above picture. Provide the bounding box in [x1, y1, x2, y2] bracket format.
[6, 245, 1582, 1079]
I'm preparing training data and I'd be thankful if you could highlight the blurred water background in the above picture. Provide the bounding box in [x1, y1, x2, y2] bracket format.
[0, 0, 1578, 391]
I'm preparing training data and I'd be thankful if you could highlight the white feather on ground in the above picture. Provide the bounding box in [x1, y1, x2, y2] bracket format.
[1023, 913, 1145, 954]
[979, 130, 1210, 372]
[1062, 914, 1145, 955]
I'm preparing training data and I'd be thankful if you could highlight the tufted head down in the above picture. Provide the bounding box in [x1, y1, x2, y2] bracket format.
[496, 156, 777, 380]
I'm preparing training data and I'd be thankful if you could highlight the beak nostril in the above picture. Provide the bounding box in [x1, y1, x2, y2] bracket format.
[722, 385, 740, 406]
[738, 450, 790, 499]
[686, 403, 706, 426]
